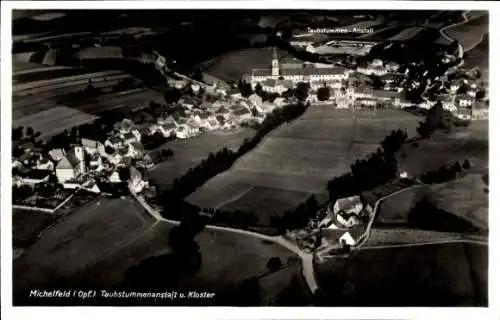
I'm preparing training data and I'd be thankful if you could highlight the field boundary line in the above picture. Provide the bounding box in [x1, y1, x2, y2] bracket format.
[361, 238, 487, 250]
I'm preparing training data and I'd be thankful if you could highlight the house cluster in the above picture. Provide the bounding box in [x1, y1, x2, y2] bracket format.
[356, 58, 400, 76]
[427, 75, 488, 120]
[12, 119, 151, 196]
[317, 178, 417, 249]
[149, 91, 288, 140]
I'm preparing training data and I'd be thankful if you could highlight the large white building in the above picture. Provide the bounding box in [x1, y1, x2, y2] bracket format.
[250, 48, 351, 89]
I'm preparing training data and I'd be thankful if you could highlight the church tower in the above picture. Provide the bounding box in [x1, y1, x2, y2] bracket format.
[271, 47, 280, 77]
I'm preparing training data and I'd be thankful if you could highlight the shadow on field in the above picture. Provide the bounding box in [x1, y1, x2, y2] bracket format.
[123, 215, 207, 292]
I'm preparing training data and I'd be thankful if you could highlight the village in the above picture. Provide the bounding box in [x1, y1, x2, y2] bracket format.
[11, 77, 290, 213]
[12, 42, 488, 216]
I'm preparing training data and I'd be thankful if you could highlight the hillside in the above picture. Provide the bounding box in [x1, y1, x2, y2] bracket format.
[315, 241, 487, 306]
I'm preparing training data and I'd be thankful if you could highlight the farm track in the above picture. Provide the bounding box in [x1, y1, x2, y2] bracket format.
[130, 193, 320, 295]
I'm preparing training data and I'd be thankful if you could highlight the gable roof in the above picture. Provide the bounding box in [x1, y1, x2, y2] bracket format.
[233, 107, 251, 116]
[335, 195, 362, 213]
[57, 155, 76, 170]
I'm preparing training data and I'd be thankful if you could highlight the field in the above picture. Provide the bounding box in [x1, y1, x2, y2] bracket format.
[364, 228, 467, 247]
[220, 186, 313, 222]
[13, 209, 58, 249]
[253, 263, 312, 306]
[147, 128, 255, 190]
[374, 185, 430, 225]
[462, 33, 488, 69]
[444, 15, 488, 52]
[315, 242, 487, 306]
[14, 197, 154, 285]
[12, 62, 164, 123]
[13, 67, 92, 84]
[465, 11, 488, 21]
[202, 47, 291, 83]
[357, 25, 405, 40]
[342, 20, 382, 30]
[77, 46, 124, 60]
[396, 121, 488, 177]
[431, 173, 488, 230]
[462, 32, 488, 74]
[13, 106, 99, 138]
[188, 107, 421, 217]
[15, 209, 303, 305]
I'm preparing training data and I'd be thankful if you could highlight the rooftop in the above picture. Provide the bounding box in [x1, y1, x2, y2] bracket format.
[233, 107, 251, 116]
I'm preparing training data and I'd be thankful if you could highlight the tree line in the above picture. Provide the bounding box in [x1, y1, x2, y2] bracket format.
[327, 128, 408, 200]
[419, 159, 471, 184]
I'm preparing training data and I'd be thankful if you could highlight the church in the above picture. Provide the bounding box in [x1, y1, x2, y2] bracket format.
[249, 48, 352, 91]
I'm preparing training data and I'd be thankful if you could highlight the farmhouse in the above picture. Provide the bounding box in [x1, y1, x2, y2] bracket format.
[333, 195, 364, 216]
[228, 88, 242, 100]
[357, 59, 388, 76]
[55, 146, 85, 183]
[250, 47, 351, 88]
[128, 167, 148, 194]
[458, 95, 475, 107]
[339, 232, 356, 246]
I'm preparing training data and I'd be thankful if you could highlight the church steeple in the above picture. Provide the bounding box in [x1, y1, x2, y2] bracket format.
[272, 47, 278, 60]
[271, 47, 280, 77]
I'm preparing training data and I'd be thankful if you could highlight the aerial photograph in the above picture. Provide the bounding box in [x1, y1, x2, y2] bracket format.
[11, 9, 488, 306]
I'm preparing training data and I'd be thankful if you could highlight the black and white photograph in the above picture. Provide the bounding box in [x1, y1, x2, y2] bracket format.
[2, 2, 493, 313]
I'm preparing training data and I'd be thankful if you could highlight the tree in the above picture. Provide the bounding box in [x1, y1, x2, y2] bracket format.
[266, 257, 283, 272]
[457, 84, 468, 95]
[317, 86, 330, 101]
[191, 68, 203, 82]
[12, 127, 23, 141]
[118, 167, 131, 181]
[476, 90, 486, 100]
[254, 82, 263, 96]
[105, 145, 115, 155]
[238, 80, 253, 97]
[26, 126, 34, 137]
[160, 148, 174, 160]
[463, 159, 471, 169]
[295, 82, 310, 102]
[163, 87, 182, 104]
[417, 116, 438, 138]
